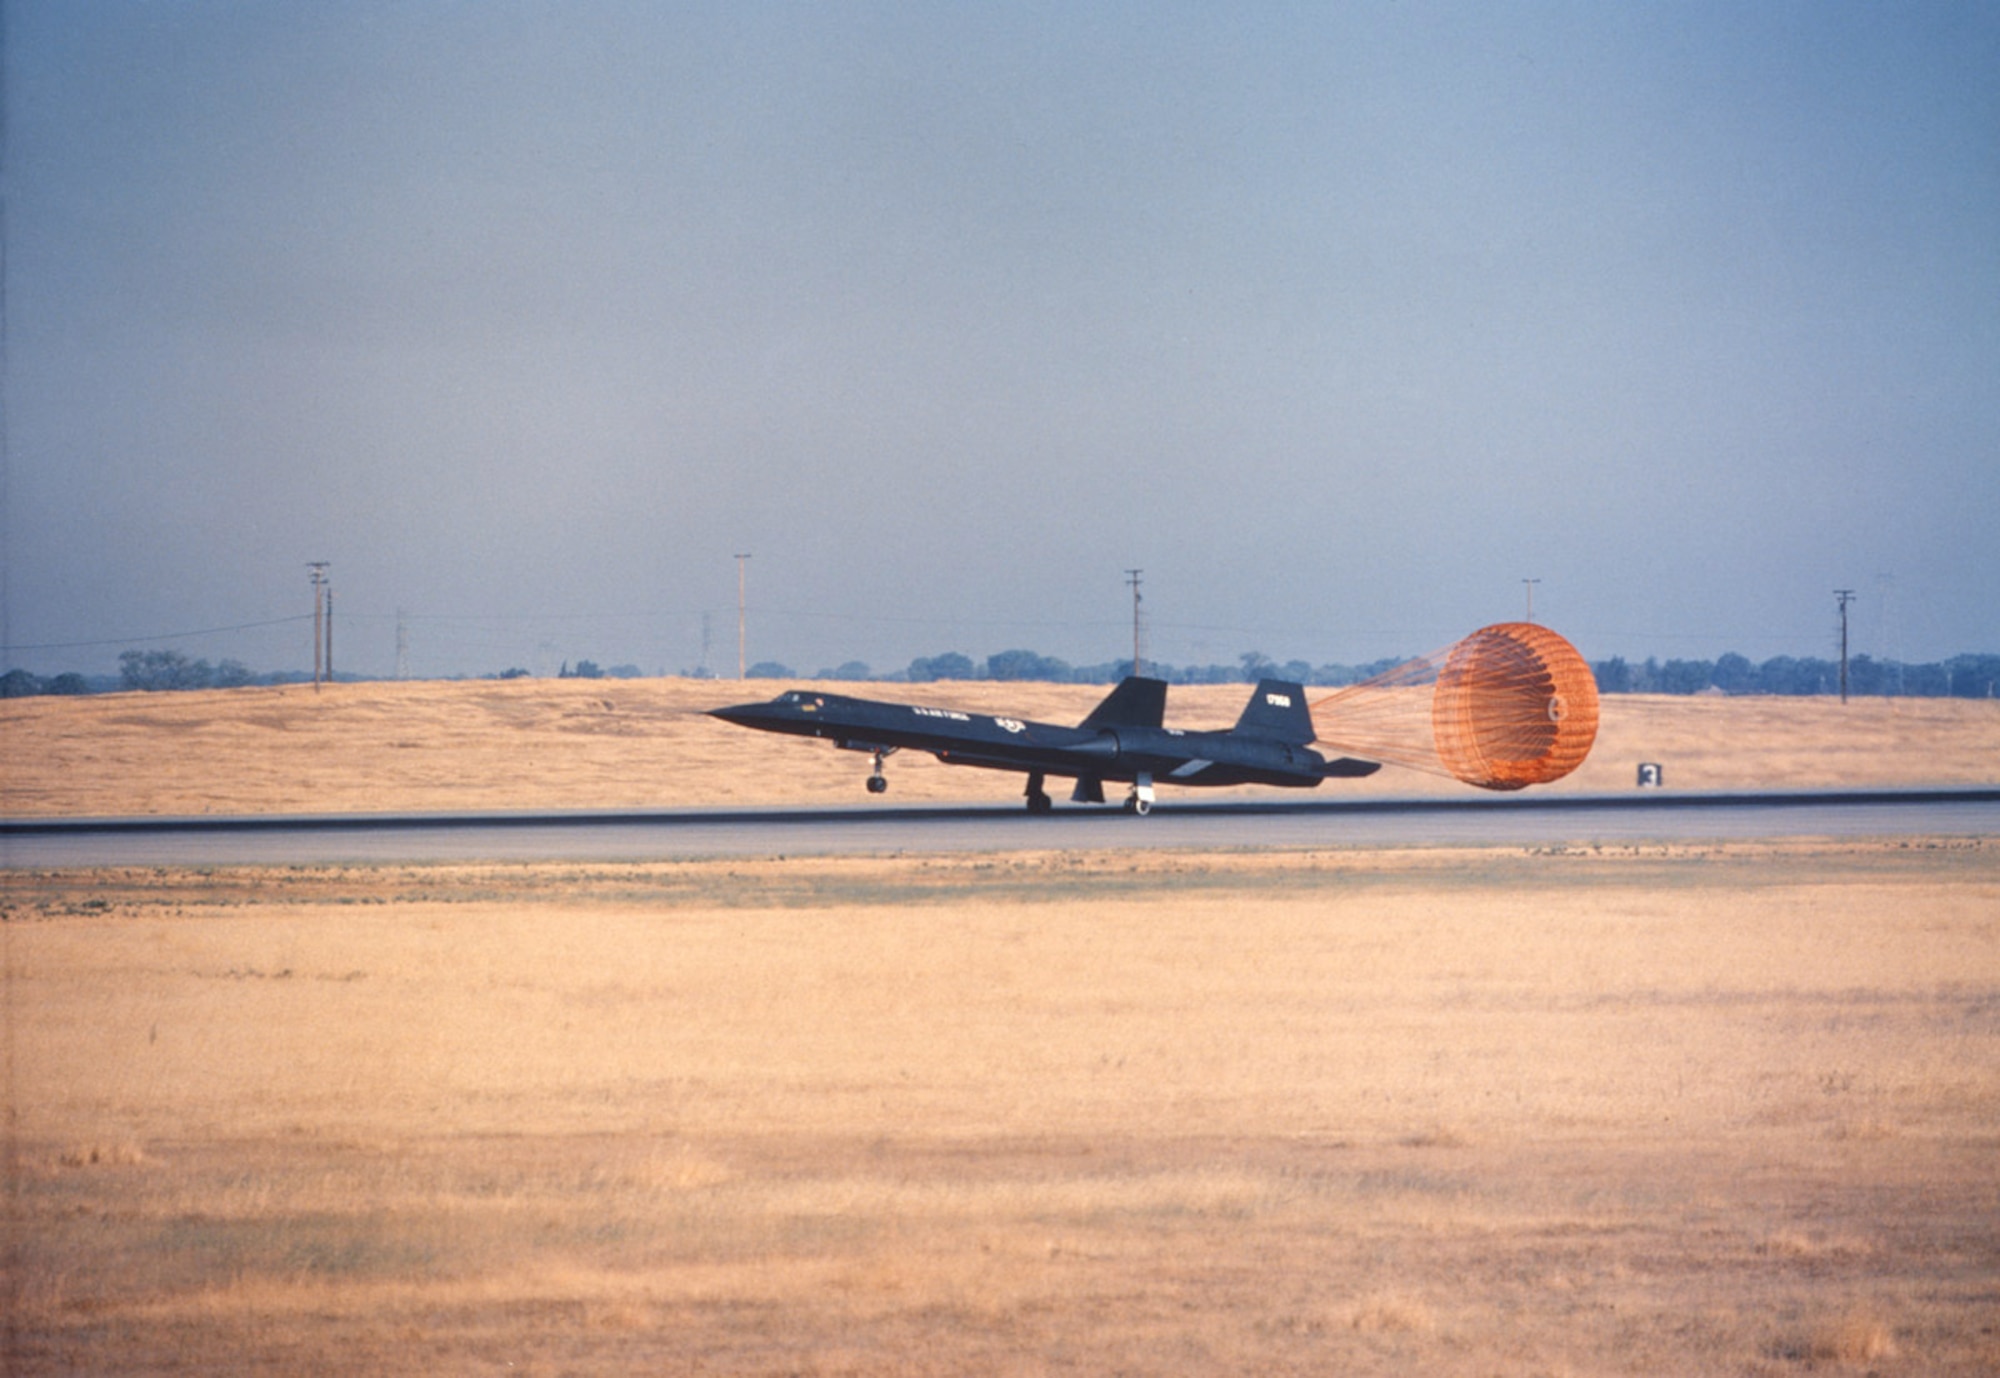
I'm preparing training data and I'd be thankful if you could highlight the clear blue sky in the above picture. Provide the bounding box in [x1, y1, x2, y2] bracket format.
[5, 2, 1996, 678]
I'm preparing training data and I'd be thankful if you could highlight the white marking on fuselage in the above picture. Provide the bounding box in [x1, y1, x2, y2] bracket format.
[1169, 759, 1213, 778]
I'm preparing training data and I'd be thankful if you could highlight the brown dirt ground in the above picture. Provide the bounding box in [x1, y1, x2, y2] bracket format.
[2, 677, 1997, 817]
[5, 842, 1999, 1374]
[4, 682, 1997, 1372]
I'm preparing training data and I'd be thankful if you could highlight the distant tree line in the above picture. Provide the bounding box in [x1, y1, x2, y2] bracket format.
[7, 645, 2000, 699]
[2, 649, 309, 697]
[1, 669, 95, 697]
[555, 660, 645, 679]
[0, 649, 655, 697]
[117, 649, 261, 691]
[745, 648, 1413, 687]
[763, 647, 2000, 697]
[1589, 652, 2000, 698]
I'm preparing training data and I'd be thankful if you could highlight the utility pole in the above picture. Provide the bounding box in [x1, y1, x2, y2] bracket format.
[1125, 569, 1144, 677]
[1522, 578, 1541, 623]
[307, 562, 329, 690]
[734, 553, 752, 679]
[395, 609, 410, 681]
[1835, 589, 1856, 703]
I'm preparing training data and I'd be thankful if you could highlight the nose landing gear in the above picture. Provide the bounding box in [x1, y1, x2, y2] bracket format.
[865, 748, 892, 795]
[1123, 773, 1156, 816]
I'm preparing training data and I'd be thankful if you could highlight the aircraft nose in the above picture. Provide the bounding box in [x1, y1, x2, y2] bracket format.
[707, 703, 768, 727]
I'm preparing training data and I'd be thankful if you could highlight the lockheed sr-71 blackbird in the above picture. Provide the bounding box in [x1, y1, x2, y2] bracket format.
[712, 623, 1601, 811]
[709, 676, 1379, 814]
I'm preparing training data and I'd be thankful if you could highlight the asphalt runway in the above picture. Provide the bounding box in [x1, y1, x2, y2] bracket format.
[4, 788, 1997, 867]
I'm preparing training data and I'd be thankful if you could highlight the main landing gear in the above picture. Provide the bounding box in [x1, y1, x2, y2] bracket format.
[1025, 773, 1053, 814]
[1028, 773, 1154, 815]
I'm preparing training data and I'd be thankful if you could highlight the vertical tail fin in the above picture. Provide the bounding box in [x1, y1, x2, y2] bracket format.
[1234, 680, 1315, 745]
[1079, 676, 1168, 730]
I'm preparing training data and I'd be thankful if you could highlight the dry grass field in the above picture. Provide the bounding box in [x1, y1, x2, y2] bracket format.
[5, 843, 1999, 1374]
[2, 676, 1998, 817]
[4, 681, 1998, 1372]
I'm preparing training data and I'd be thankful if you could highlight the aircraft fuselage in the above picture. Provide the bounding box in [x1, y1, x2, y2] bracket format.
[709, 678, 1379, 811]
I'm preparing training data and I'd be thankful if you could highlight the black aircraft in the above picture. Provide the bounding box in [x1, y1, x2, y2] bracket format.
[708, 676, 1379, 814]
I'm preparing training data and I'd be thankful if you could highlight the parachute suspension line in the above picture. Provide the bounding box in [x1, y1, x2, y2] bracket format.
[1311, 657, 1454, 777]
[1310, 623, 1600, 791]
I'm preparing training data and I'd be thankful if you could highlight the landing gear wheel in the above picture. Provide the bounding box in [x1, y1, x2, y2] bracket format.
[866, 775, 888, 795]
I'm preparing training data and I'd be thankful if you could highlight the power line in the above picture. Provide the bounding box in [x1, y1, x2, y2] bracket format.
[2, 616, 314, 653]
